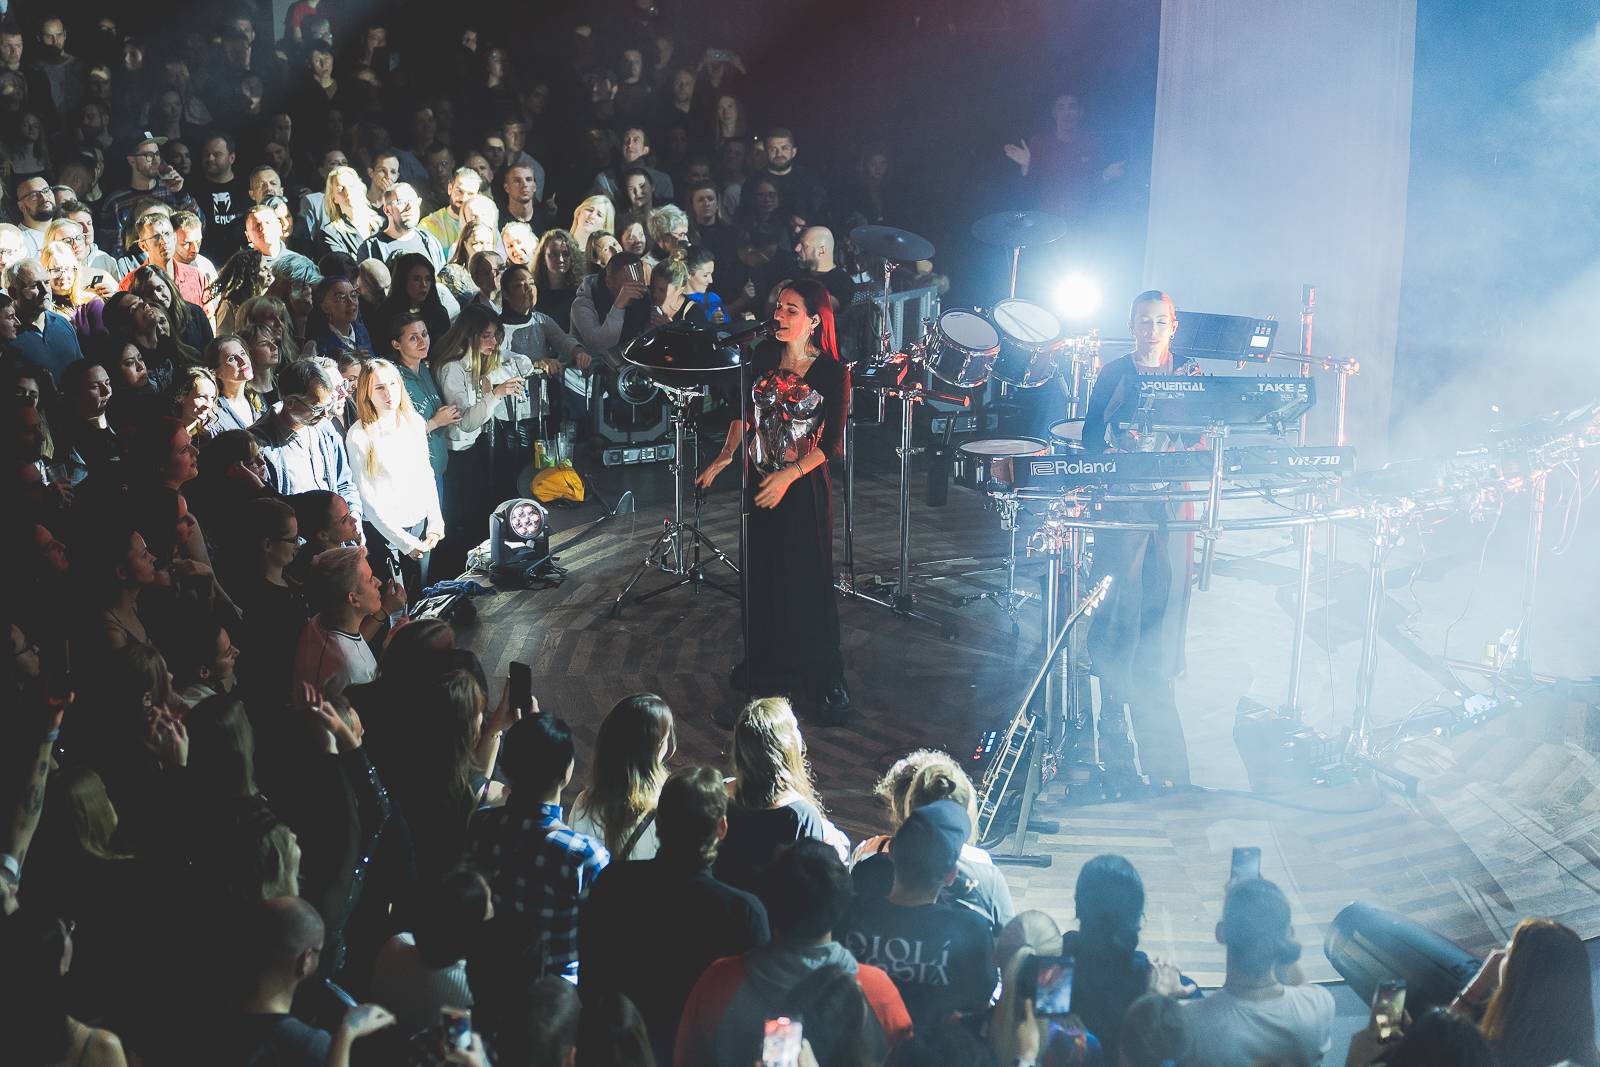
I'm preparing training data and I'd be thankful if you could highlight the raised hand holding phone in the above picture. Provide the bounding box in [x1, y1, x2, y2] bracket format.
[1372, 979, 1406, 1042]
[761, 1016, 803, 1067]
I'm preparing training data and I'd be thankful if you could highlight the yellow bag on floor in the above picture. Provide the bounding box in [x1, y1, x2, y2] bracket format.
[529, 466, 585, 504]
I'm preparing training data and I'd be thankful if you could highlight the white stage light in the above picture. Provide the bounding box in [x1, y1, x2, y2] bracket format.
[1054, 274, 1102, 320]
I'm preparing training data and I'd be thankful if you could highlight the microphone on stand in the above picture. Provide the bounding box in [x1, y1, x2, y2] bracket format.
[713, 319, 778, 348]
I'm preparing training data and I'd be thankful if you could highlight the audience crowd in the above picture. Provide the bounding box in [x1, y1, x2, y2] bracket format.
[0, 3, 1594, 1067]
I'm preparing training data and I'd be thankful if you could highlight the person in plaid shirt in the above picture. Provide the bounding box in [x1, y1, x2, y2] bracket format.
[465, 713, 609, 980]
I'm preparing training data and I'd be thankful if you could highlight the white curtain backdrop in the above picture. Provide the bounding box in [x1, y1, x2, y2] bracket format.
[1144, 0, 1416, 458]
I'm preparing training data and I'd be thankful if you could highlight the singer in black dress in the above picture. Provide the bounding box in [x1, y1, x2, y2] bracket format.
[697, 278, 850, 720]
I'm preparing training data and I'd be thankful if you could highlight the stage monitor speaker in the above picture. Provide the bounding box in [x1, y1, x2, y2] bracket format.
[1324, 902, 1482, 1016]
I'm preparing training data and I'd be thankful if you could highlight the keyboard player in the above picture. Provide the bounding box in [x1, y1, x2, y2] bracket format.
[1075, 289, 1197, 795]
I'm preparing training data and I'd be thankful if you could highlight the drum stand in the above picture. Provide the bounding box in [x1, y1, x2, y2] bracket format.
[838, 382, 958, 637]
[610, 385, 739, 616]
[927, 496, 1039, 627]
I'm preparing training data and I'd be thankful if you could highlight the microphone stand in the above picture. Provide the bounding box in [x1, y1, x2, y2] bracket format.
[737, 338, 753, 712]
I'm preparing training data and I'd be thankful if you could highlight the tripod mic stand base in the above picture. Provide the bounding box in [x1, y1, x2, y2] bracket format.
[837, 574, 958, 638]
[611, 521, 739, 617]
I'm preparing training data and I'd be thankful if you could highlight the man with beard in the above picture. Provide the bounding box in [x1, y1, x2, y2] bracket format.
[27, 16, 85, 115]
[358, 184, 444, 270]
[762, 127, 828, 227]
[191, 133, 252, 262]
[13, 178, 55, 256]
[419, 167, 480, 252]
[594, 126, 674, 206]
[128, 211, 210, 306]
[98, 135, 198, 254]
[6, 258, 83, 383]
[793, 227, 854, 313]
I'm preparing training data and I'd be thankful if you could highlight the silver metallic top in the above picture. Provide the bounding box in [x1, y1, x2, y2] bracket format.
[750, 368, 823, 474]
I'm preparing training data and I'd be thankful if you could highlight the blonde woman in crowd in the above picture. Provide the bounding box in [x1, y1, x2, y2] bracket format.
[344, 358, 443, 596]
[570, 694, 676, 861]
[848, 747, 1016, 931]
[205, 334, 264, 435]
[569, 194, 615, 269]
[317, 165, 385, 260]
[238, 294, 302, 367]
[714, 697, 848, 893]
[41, 240, 93, 316]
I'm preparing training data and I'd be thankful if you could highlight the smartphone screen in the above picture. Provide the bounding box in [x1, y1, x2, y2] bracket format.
[761, 1016, 803, 1067]
[441, 1006, 472, 1050]
[509, 661, 532, 718]
[1023, 954, 1075, 1016]
[1230, 846, 1262, 884]
[1372, 979, 1406, 1041]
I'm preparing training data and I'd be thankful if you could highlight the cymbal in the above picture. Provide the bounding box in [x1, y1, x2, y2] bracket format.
[971, 210, 1069, 249]
[849, 225, 935, 262]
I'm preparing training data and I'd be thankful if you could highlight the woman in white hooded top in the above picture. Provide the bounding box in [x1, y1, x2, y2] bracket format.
[344, 358, 445, 596]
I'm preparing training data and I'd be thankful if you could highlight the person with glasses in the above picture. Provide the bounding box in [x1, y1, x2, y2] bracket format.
[248, 355, 364, 535]
[5, 257, 83, 384]
[14, 176, 56, 255]
[358, 182, 445, 271]
[96, 135, 196, 256]
[127, 209, 209, 308]
[304, 275, 372, 358]
[39, 239, 92, 316]
[44, 215, 117, 297]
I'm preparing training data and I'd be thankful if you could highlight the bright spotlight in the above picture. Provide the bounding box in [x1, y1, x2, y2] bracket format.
[1054, 274, 1102, 320]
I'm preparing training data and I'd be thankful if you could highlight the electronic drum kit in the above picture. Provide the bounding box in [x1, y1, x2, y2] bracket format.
[841, 212, 1102, 630]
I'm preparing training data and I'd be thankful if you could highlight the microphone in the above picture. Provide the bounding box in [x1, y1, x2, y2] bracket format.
[713, 319, 777, 348]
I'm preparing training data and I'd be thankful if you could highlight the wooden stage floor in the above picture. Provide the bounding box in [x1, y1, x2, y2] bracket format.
[459, 420, 1600, 986]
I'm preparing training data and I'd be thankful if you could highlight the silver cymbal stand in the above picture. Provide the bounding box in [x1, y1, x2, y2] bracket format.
[838, 372, 959, 637]
[841, 257, 901, 578]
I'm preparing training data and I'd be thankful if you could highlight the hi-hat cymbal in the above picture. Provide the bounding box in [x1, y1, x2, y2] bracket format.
[971, 210, 1069, 249]
[849, 225, 935, 262]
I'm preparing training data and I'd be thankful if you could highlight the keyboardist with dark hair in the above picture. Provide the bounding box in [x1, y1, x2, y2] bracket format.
[1076, 289, 1197, 795]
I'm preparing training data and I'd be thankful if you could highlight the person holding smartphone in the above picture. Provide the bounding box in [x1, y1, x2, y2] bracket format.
[1184, 878, 1334, 1067]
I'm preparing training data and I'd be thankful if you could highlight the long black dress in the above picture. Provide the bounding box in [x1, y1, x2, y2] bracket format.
[1079, 353, 1196, 787]
[742, 339, 847, 697]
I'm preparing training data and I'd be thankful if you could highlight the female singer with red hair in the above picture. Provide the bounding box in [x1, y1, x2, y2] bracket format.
[697, 278, 850, 722]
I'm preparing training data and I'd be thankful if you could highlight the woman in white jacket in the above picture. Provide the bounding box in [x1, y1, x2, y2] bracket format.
[345, 359, 445, 596]
[431, 304, 527, 577]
